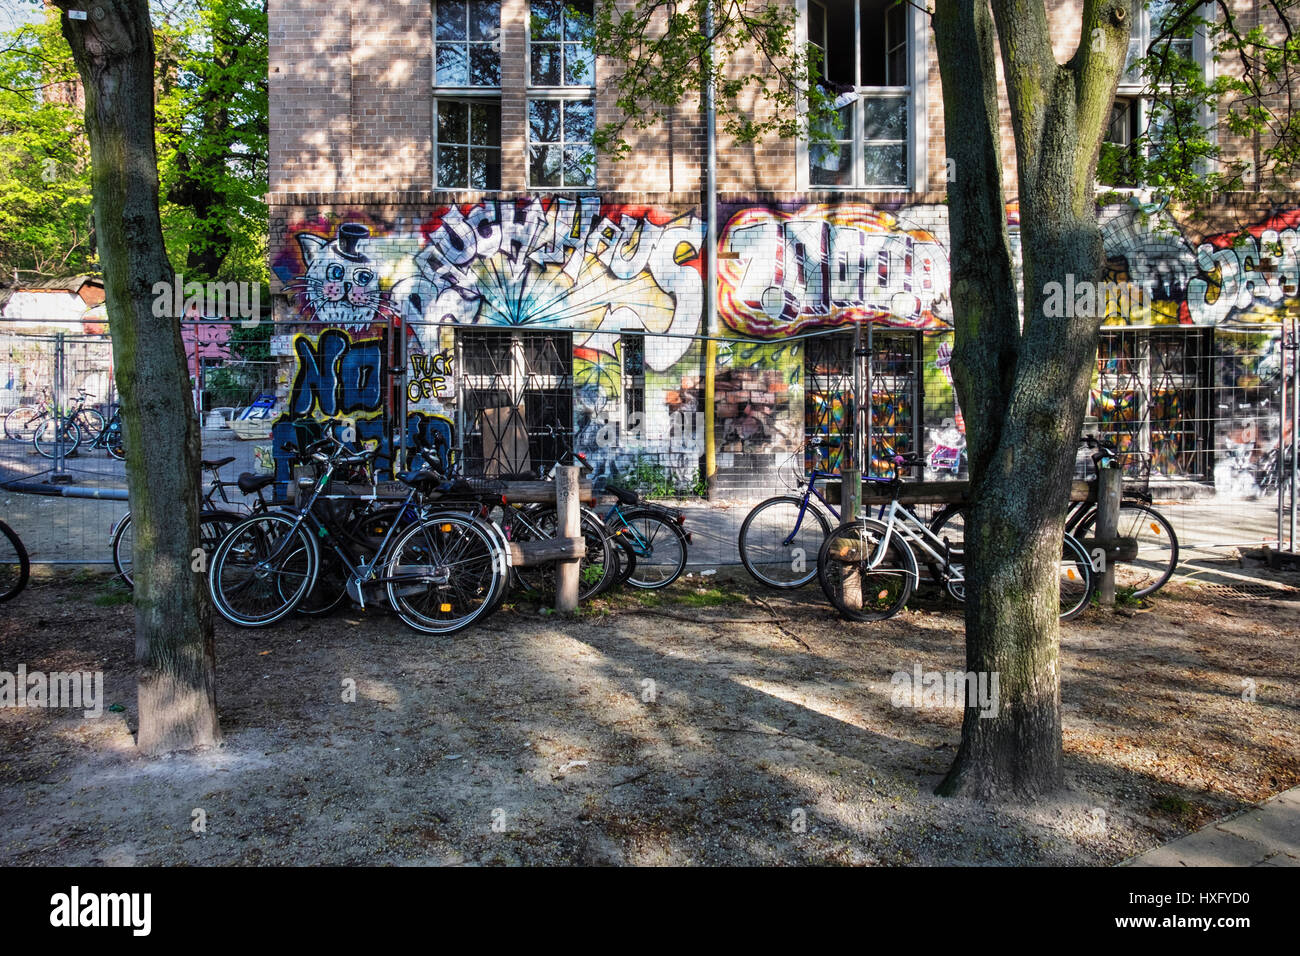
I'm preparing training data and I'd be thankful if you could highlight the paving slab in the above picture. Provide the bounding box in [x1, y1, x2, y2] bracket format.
[1125, 785, 1300, 867]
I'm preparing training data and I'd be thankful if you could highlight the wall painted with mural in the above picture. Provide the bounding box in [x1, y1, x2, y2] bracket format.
[267, 196, 1299, 496]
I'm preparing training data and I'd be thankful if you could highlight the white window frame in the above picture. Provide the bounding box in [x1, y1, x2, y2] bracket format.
[797, 0, 928, 193]
[1108, 1, 1214, 185]
[433, 0, 504, 191]
[526, 0, 597, 191]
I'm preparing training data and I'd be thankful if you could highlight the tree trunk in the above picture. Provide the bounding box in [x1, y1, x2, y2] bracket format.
[58, 0, 219, 754]
[932, 0, 1128, 799]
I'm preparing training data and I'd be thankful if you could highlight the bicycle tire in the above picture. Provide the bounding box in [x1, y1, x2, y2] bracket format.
[208, 511, 319, 627]
[613, 534, 637, 586]
[33, 417, 81, 458]
[511, 508, 614, 601]
[4, 406, 42, 442]
[1074, 501, 1178, 599]
[933, 505, 1097, 620]
[386, 512, 507, 634]
[114, 510, 241, 590]
[817, 517, 916, 621]
[738, 494, 831, 588]
[620, 508, 688, 589]
[0, 520, 30, 602]
[75, 408, 105, 439]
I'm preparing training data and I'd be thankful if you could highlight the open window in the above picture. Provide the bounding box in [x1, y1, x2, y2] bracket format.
[806, 0, 921, 191]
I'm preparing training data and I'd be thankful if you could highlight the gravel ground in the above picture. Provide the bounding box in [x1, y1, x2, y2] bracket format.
[0, 564, 1296, 866]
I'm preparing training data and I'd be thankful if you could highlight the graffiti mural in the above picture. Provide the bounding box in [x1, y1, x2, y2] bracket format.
[274, 199, 705, 368]
[717, 204, 952, 336]
[270, 328, 452, 490]
[408, 348, 454, 405]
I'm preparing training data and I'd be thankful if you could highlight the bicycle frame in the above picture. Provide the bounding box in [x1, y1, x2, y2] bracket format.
[777, 469, 841, 548]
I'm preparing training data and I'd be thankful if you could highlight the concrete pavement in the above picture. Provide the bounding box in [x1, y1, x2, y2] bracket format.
[1124, 786, 1300, 866]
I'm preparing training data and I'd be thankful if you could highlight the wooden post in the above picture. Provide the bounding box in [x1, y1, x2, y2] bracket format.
[1097, 463, 1122, 606]
[555, 464, 581, 613]
[842, 467, 862, 610]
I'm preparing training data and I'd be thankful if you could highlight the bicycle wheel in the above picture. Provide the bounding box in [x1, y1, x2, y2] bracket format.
[1074, 502, 1179, 599]
[114, 511, 241, 590]
[208, 512, 318, 626]
[620, 508, 688, 589]
[33, 417, 80, 458]
[512, 509, 615, 601]
[817, 518, 916, 621]
[738, 494, 831, 588]
[4, 406, 42, 442]
[0, 520, 30, 602]
[107, 427, 125, 460]
[613, 534, 637, 586]
[386, 512, 506, 634]
[76, 408, 105, 439]
[1059, 532, 1095, 621]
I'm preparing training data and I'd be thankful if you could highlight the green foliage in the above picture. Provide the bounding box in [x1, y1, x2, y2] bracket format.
[0, 1, 267, 284]
[1128, 2, 1300, 203]
[589, 0, 839, 159]
[0, 16, 94, 278]
[622, 459, 705, 498]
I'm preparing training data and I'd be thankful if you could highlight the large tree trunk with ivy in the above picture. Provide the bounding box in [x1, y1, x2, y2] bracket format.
[931, 0, 1128, 798]
[58, 0, 219, 754]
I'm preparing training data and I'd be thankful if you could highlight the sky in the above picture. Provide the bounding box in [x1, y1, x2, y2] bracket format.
[0, 1, 45, 33]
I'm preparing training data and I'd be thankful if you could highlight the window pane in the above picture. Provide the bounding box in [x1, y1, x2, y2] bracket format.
[530, 145, 562, 186]
[531, 0, 562, 40]
[470, 149, 501, 189]
[564, 43, 594, 86]
[469, 0, 500, 40]
[437, 0, 468, 40]
[436, 45, 469, 86]
[862, 96, 907, 141]
[470, 44, 500, 85]
[531, 44, 560, 85]
[810, 142, 853, 186]
[563, 0, 594, 40]
[438, 145, 468, 187]
[437, 101, 468, 144]
[563, 146, 595, 187]
[563, 99, 593, 141]
[862, 143, 907, 187]
[470, 102, 501, 146]
[529, 99, 561, 142]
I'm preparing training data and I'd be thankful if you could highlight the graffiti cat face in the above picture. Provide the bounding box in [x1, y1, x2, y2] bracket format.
[289, 223, 394, 331]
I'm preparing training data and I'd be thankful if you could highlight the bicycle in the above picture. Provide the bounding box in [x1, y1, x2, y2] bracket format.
[928, 434, 1179, 599]
[817, 453, 1096, 622]
[81, 404, 125, 460]
[27, 390, 106, 459]
[112, 454, 277, 590]
[207, 432, 509, 634]
[3, 388, 50, 442]
[0, 519, 30, 603]
[738, 438, 840, 589]
[540, 425, 690, 590]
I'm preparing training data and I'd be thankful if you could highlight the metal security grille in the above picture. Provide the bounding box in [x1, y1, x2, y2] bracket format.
[1091, 328, 1213, 480]
[803, 330, 921, 475]
[457, 329, 573, 476]
[804, 332, 853, 473]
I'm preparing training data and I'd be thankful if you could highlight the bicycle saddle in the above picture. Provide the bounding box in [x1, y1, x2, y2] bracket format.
[202, 456, 236, 470]
[237, 472, 275, 494]
[604, 483, 640, 505]
[397, 467, 443, 494]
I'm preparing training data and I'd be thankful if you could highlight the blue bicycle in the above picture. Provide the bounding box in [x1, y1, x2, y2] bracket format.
[738, 439, 845, 589]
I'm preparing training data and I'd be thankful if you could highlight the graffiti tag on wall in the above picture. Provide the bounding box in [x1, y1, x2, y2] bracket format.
[717, 204, 952, 336]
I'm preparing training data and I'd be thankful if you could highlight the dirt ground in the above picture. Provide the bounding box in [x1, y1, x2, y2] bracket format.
[1, 562, 1297, 866]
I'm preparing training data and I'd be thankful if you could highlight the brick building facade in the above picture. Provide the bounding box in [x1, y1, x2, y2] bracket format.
[267, 0, 1298, 498]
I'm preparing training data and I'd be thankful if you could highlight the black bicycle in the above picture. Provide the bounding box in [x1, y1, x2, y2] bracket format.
[928, 434, 1179, 599]
[0, 519, 30, 603]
